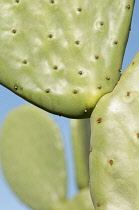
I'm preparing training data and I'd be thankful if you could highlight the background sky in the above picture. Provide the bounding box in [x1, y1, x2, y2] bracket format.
[0, 2, 139, 209]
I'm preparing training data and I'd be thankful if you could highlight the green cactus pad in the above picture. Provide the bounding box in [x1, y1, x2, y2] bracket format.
[0, 0, 135, 118]
[71, 119, 90, 189]
[0, 105, 66, 210]
[52, 188, 94, 210]
[89, 52, 139, 209]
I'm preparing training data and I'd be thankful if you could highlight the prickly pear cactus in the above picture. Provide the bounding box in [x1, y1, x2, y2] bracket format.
[0, 105, 66, 210]
[52, 188, 94, 210]
[71, 119, 91, 189]
[89, 52, 139, 209]
[0, 0, 135, 118]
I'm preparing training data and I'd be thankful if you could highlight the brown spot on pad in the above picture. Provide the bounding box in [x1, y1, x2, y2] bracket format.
[78, 71, 82, 75]
[90, 147, 92, 152]
[73, 90, 78, 94]
[12, 29, 17, 33]
[137, 133, 139, 138]
[75, 41, 80, 45]
[109, 160, 113, 165]
[127, 92, 130, 96]
[53, 65, 58, 70]
[97, 118, 102, 123]
[23, 60, 27, 64]
[97, 202, 101, 207]
[48, 34, 53, 38]
[127, 5, 130, 9]
[78, 8, 82, 12]
[45, 89, 50, 93]
[95, 55, 99, 59]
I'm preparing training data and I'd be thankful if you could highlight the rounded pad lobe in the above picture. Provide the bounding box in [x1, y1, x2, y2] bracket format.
[0, 0, 135, 118]
[0, 105, 66, 210]
[90, 52, 139, 210]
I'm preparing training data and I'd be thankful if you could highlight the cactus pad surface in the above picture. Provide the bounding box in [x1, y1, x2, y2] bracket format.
[0, 0, 135, 118]
[89, 52, 139, 209]
[0, 105, 66, 210]
[71, 119, 90, 189]
[52, 188, 94, 210]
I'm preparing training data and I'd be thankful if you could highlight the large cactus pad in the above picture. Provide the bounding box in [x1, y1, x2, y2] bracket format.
[0, 0, 135, 118]
[89, 52, 139, 209]
[0, 105, 66, 210]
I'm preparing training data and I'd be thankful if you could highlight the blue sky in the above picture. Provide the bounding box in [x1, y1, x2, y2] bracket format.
[0, 2, 139, 209]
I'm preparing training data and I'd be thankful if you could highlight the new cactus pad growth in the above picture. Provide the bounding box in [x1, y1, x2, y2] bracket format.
[0, 105, 66, 210]
[71, 119, 91, 189]
[0, 0, 135, 118]
[89, 52, 139, 209]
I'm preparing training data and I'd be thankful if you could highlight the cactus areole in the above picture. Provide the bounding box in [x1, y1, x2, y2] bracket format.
[0, 0, 135, 118]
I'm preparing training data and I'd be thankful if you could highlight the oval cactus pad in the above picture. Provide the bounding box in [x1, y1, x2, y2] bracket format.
[0, 0, 135, 118]
[89, 52, 139, 209]
[0, 105, 66, 210]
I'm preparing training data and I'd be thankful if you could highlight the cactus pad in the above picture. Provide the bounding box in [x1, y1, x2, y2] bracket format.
[0, 105, 66, 210]
[0, 0, 135, 118]
[71, 119, 90, 189]
[52, 188, 94, 210]
[89, 52, 139, 209]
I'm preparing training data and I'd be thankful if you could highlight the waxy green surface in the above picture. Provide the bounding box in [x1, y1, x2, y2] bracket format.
[0, 0, 135, 118]
[71, 119, 90, 189]
[0, 105, 66, 210]
[90, 52, 139, 209]
[52, 188, 94, 210]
